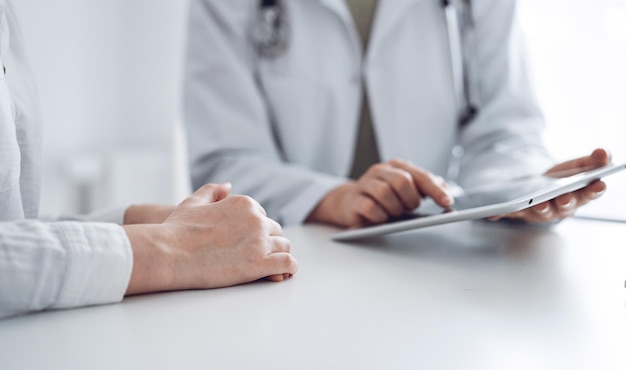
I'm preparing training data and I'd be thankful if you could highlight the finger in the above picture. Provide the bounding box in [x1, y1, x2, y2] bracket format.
[387, 159, 453, 207]
[496, 201, 553, 223]
[250, 197, 267, 217]
[266, 274, 286, 282]
[184, 183, 232, 207]
[533, 180, 606, 220]
[266, 253, 299, 278]
[359, 178, 406, 216]
[269, 236, 291, 253]
[547, 148, 610, 177]
[581, 180, 607, 201]
[560, 180, 606, 211]
[231, 194, 267, 217]
[356, 196, 390, 225]
[369, 165, 422, 210]
[265, 273, 294, 282]
[266, 218, 283, 237]
[551, 194, 577, 218]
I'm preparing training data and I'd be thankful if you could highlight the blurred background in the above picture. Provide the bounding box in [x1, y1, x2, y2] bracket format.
[12, 0, 626, 219]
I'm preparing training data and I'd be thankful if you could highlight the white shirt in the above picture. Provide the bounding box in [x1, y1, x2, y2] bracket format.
[0, 0, 132, 320]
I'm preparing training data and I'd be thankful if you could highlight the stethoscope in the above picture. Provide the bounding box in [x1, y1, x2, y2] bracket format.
[253, 0, 479, 127]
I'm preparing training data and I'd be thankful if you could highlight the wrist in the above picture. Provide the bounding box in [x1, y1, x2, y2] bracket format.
[307, 183, 351, 227]
[124, 205, 144, 225]
[123, 224, 177, 295]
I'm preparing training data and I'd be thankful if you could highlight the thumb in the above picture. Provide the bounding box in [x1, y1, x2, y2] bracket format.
[546, 148, 611, 177]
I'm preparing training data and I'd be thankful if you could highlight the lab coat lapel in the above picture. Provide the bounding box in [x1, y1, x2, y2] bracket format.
[317, 0, 425, 59]
[317, 0, 363, 57]
[368, 0, 424, 57]
[0, 0, 5, 39]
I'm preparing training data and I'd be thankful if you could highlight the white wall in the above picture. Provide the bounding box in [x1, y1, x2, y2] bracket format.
[519, 0, 626, 162]
[13, 0, 190, 215]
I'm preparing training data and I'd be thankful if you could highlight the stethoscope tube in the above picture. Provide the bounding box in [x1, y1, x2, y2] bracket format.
[253, 0, 289, 58]
[442, 0, 478, 126]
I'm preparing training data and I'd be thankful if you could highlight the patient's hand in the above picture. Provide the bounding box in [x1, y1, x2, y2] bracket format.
[123, 183, 298, 295]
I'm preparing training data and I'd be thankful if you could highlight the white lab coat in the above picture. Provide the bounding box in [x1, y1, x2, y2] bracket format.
[0, 1, 132, 320]
[184, 0, 554, 226]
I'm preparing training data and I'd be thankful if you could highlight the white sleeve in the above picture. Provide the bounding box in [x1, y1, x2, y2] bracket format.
[183, 0, 345, 226]
[0, 220, 133, 320]
[456, 0, 555, 189]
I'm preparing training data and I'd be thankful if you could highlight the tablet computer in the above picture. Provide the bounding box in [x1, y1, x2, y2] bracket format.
[331, 162, 626, 241]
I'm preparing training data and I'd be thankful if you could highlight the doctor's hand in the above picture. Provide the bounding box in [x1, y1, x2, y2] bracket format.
[124, 183, 298, 296]
[307, 159, 453, 228]
[489, 148, 611, 224]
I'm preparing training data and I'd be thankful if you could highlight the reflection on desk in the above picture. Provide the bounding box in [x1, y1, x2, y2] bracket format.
[0, 219, 625, 370]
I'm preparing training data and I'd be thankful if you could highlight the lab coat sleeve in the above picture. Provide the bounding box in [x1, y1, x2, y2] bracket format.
[455, 0, 555, 189]
[183, 0, 345, 226]
[0, 220, 132, 320]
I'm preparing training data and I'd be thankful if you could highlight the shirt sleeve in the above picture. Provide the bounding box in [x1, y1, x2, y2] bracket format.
[0, 220, 133, 320]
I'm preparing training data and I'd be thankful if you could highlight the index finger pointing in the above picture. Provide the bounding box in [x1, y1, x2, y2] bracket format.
[388, 159, 453, 207]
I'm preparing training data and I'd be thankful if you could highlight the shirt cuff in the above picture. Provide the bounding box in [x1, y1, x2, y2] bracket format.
[52, 222, 133, 309]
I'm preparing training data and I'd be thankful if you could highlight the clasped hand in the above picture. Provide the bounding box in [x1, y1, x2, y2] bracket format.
[124, 183, 298, 295]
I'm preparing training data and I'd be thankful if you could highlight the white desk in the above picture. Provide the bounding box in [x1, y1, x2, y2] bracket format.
[1, 219, 625, 370]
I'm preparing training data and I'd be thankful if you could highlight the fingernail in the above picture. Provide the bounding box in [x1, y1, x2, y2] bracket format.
[560, 200, 574, 210]
[591, 189, 605, 199]
[538, 205, 550, 213]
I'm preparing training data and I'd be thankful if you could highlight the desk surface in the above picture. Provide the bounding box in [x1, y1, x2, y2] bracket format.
[1, 219, 625, 370]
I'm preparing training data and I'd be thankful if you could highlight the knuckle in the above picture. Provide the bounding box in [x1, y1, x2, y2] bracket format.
[242, 211, 265, 229]
[230, 194, 256, 208]
[279, 237, 291, 253]
[252, 236, 271, 254]
[391, 171, 411, 190]
[271, 220, 284, 234]
[369, 163, 387, 175]
[251, 213, 266, 227]
[373, 181, 391, 196]
[278, 253, 297, 271]
[200, 183, 217, 191]
[387, 158, 404, 166]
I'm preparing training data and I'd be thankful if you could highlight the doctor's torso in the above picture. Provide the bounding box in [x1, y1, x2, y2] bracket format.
[188, 0, 549, 224]
[254, 0, 460, 176]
